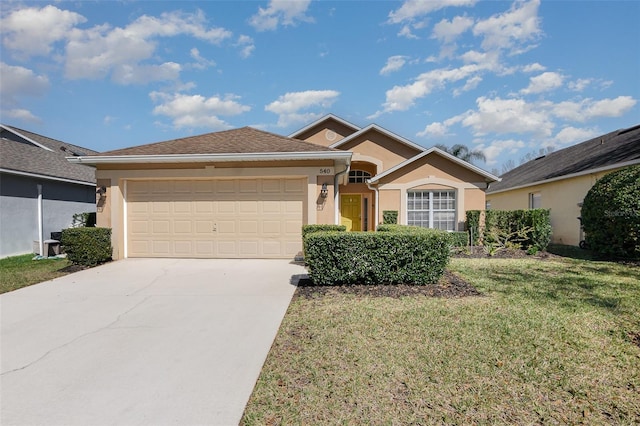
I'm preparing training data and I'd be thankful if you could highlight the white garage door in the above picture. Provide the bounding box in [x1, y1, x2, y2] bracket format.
[127, 178, 305, 258]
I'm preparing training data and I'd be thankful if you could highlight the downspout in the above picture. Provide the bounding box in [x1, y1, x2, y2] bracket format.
[334, 163, 350, 225]
[366, 181, 379, 230]
[37, 184, 44, 257]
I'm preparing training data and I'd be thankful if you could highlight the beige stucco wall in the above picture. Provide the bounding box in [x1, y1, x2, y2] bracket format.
[378, 189, 401, 226]
[296, 121, 358, 147]
[97, 164, 337, 259]
[486, 170, 620, 246]
[337, 130, 421, 172]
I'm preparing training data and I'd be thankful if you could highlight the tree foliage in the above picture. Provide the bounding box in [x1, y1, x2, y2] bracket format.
[581, 165, 640, 258]
[436, 144, 486, 164]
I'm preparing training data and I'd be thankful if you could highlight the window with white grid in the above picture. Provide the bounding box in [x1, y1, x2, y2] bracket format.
[407, 190, 456, 231]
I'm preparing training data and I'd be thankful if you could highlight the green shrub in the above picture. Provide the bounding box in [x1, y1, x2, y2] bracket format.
[304, 230, 451, 286]
[71, 212, 96, 228]
[382, 210, 398, 224]
[61, 227, 112, 266]
[484, 209, 551, 251]
[376, 224, 428, 232]
[581, 165, 640, 258]
[449, 231, 470, 247]
[466, 210, 481, 245]
[301, 224, 346, 238]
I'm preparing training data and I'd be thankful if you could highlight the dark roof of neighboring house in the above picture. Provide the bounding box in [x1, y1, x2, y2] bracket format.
[96, 127, 337, 156]
[0, 125, 97, 184]
[488, 124, 640, 193]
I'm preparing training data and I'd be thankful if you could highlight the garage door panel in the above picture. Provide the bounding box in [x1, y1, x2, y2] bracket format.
[127, 178, 304, 258]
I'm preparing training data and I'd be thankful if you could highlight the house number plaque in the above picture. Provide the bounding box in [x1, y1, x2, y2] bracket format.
[319, 168, 334, 175]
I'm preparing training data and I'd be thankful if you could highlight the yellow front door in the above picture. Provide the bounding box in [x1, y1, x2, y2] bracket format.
[340, 194, 361, 231]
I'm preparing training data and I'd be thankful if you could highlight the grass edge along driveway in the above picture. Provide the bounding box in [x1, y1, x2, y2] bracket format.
[242, 256, 640, 425]
[0, 254, 71, 294]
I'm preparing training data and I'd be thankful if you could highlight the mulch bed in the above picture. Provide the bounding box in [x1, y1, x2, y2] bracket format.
[294, 270, 482, 300]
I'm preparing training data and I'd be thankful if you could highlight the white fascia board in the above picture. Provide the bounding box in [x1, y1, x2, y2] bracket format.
[329, 124, 427, 153]
[66, 151, 353, 165]
[369, 148, 500, 184]
[486, 159, 640, 195]
[1, 124, 54, 152]
[0, 168, 96, 186]
[288, 114, 361, 138]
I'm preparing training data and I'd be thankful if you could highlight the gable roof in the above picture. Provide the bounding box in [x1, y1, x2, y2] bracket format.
[488, 124, 640, 194]
[0, 125, 96, 185]
[288, 114, 361, 138]
[368, 147, 500, 184]
[329, 123, 426, 153]
[70, 126, 352, 165]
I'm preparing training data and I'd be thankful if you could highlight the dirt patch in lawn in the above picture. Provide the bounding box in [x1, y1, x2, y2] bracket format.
[294, 270, 481, 300]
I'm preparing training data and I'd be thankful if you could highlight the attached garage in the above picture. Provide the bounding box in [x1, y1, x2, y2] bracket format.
[126, 178, 305, 258]
[68, 126, 352, 260]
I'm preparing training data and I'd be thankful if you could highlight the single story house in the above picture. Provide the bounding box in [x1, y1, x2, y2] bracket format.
[68, 114, 499, 259]
[0, 125, 97, 258]
[486, 123, 640, 246]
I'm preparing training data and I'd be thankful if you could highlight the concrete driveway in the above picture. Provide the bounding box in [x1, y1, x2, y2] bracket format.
[1, 258, 305, 426]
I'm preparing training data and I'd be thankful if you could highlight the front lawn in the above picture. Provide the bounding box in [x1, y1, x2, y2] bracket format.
[0, 254, 71, 294]
[242, 256, 640, 424]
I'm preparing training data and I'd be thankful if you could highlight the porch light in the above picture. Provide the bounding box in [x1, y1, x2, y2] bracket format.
[320, 183, 329, 198]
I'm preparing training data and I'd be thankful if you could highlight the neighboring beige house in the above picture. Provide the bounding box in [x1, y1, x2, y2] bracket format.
[68, 114, 498, 259]
[486, 124, 640, 246]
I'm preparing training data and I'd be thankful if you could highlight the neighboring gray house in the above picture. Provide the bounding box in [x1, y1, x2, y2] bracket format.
[0, 125, 97, 258]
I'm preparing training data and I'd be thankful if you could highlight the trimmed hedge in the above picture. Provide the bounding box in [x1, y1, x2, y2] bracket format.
[61, 227, 112, 266]
[450, 231, 470, 247]
[301, 224, 346, 238]
[466, 210, 481, 245]
[304, 229, 451, 286]
[378, 224, 468, 247]
[581, 165, 640, 258]
[484, 209, 551, 251]
[382, 210, 399, 224]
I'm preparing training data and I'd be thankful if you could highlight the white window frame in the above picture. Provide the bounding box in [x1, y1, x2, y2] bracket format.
[407, 190, 457, 231]
[529, 192, 541, 209]
[348, 169, 371, 184]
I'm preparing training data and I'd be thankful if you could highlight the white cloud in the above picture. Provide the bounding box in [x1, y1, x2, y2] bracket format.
[3, 108, 42, 123]
[418, 122, 449, 137]
[189, 48, 216, 70]
[380, 55, 408, 75]
[150, 92, 250, 129]
[0, 62, 50, 102]
[0, 5, 86, 57]
[431, 15, 474, 43]
[236, 35, 255, 58]
[398, 24, 419, 39]
[388, 0, 477, 24]
[454, 75, 482, 96]
[567, 78, 592, 92]
[552, 126, 600, 145]
[65, 10, 231, 83]
[249, 0, 314, 31]
[462, 96, 555, 137]
[521, 62, 546, 73]
[552, 96, 637, 122]
[372, 64, 482, 115]
[520, 72, 564, 95]
[473, 0, 541, 53]
[265, 90, 340, 127]
[475, 139, 525, 165]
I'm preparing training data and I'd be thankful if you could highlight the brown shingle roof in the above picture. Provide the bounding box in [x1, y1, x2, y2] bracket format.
[488, 124, 640, 193]
[1, 125, 96, 184]
[96, 127, 337, 156]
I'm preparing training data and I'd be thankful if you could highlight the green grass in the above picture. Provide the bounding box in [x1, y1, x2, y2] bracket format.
[0, 254, 71, 294]
[242, 257, 640, 425]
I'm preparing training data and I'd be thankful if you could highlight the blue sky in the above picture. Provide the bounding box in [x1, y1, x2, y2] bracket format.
[1, 0, 639, 173]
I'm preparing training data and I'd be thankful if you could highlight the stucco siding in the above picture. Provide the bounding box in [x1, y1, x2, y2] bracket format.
[0, 173, 95, 257]
[337, 131, 421, 172]
[296, 123, 358, 147]
[486, 172, 612, 246]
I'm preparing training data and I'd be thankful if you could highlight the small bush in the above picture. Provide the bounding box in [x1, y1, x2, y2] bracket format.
[61, 227, 112, 266]
[581, 165, 640, 258]
[449, 231, 470, 247]
[304, 230, 451, 286]
[483, 209, 551, 251]
[466, 210, 481, 245]
[301, 224, 346, 239]
[376, 224, 427, 233]
[71, 212, 96, 228]
[382, 210, 398, 224]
